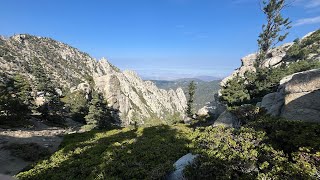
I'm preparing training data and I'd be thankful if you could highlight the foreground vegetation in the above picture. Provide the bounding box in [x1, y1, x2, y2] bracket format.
[16, 113, 320, 180]
[186, 114, 320, 179]
[16, 125, 192, 180]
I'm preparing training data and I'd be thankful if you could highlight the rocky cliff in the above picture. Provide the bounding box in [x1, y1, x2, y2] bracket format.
[0, 34, 187, 125]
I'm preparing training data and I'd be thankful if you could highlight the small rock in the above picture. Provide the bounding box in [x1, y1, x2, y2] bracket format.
[167, 153, 199, 180]
[213, 110, 239, 128]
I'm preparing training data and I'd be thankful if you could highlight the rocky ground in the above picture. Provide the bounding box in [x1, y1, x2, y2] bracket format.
[0, 118, 81, 176]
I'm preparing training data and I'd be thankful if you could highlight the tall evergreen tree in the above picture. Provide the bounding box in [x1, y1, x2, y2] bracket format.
[62, 90, 89, 123]
[0, 73, 32, 120]
[186, 81, 196, 118]
[85, 92, 113, 129]
[31, 58, 63, 118]
[257, 0, 291, 67]
[13, 74, 32, 112]
[0, 73, 12, 117]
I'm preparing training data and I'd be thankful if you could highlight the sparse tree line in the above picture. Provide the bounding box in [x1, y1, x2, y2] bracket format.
[0, 61, 115, 130]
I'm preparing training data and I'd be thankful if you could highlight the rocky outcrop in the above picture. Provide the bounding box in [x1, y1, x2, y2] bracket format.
[213, 110, 239, 128]
[220, 43, 293, 87]
[280, 69, 320, 122]
[197, 94, 226, 119]
[94, 59, 187, 125]
[261, 69, 320, 122]
[0, 34, 187, 125]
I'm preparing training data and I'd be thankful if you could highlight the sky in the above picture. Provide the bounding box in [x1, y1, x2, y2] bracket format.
[0, 0, 319, 80]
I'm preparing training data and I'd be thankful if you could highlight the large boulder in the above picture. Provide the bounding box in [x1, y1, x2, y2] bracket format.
[213, 110, 239, 128]
[260, 92, 284, 116]
[261, 69, 320, 123]
[280, 69, 320, 122]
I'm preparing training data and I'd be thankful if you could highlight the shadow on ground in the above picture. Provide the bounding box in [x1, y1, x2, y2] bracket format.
[16, 125, 191, 180]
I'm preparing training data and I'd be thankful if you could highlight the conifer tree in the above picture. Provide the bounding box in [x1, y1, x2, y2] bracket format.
[0, 73, 32, 120]
[85, 92, 112, 129]
[31, 59, 63, 118]
[0, 73, 12, 117]
[13, 74, 32, 113]
[257, 0, 291, 67]
[62, 90, 89, 123]
[186, 81, 196, 118]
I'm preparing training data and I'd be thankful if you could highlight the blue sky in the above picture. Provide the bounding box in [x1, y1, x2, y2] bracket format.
[0, 0, 319, 80]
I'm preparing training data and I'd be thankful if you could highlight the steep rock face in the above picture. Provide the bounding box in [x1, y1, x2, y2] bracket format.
[0, 34, 187, 125]
[261, 69, 320, 122]
[94, 59, 187, 125]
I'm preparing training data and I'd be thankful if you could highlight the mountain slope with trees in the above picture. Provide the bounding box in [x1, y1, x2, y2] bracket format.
[152, 79, 220, 111]
[0, 34, 187, 127]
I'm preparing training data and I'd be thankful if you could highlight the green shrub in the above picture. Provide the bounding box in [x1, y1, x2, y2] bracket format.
[219, 76, 251, 106]
[185, 116, 320, 179]
[285, 29, 320, 61]
[16, 125, 192, 180]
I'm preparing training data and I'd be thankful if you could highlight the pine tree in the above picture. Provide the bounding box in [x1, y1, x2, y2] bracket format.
[31, 60, 55, 94]
[186, 81, 196, 118]
[0, 73, 32, 121]
[31, 59, 62, 118]
[220, 76, 251, 107]
[85, 92, 112, 129]
[13, 74, 32, 114]
[0, 73, 12, 117]
[257, 0, 291, 67]
[62, 90, 89, 123]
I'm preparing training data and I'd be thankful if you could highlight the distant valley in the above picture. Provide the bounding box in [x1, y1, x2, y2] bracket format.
[152, 78, 221, 111]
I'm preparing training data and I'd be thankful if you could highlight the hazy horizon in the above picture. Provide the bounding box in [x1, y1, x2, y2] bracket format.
[1, 0, 319, 80]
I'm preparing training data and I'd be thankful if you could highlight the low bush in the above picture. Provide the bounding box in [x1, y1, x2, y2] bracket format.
[16, 125, 192, 180]
[185, 116, 320, 179]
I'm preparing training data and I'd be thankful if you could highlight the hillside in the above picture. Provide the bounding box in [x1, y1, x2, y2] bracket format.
[0, 34, 187, 126]
[152, 79, 220, 111]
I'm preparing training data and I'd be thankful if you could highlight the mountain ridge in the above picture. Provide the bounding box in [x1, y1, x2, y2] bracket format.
[0, 34, 187, 125]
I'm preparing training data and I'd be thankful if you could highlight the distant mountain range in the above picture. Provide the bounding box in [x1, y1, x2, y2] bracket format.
[151, 78, 221, 111]
[142, 75, 222, 82]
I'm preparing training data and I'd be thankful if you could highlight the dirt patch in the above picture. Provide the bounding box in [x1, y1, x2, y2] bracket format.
[0, 118, 82, 176]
